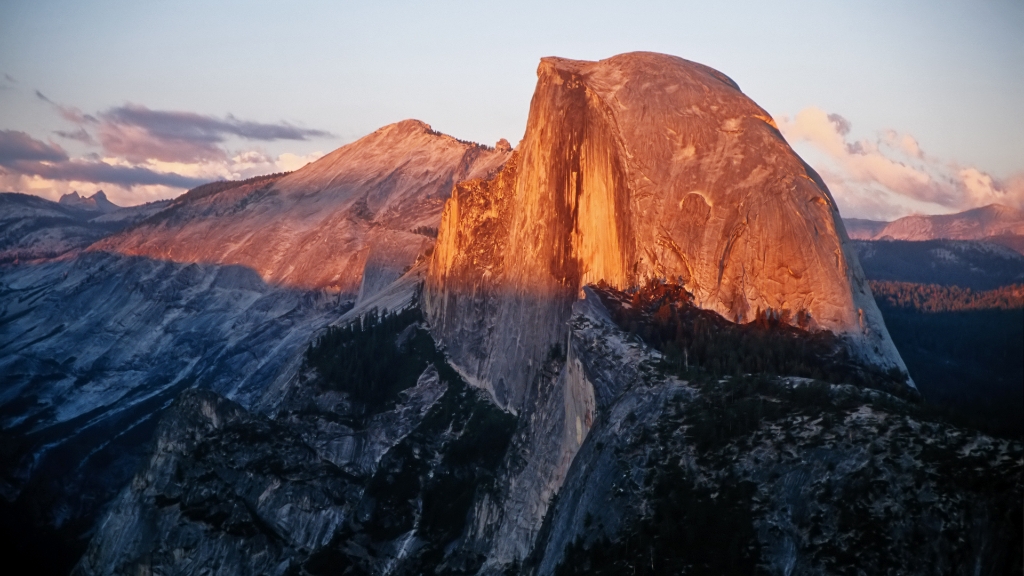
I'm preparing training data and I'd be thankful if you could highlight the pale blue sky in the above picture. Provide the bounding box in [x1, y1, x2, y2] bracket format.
[1, 0, 1021, 217]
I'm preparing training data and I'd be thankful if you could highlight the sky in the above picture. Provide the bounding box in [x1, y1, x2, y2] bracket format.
[1, 0, 1022, 220]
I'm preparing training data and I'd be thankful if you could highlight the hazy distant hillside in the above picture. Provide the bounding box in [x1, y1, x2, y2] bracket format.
[844, 204, 1024, 254]
[844, 217, 888, 239]
[851, 239, 1024, 290]
[0, 192, 168, 263]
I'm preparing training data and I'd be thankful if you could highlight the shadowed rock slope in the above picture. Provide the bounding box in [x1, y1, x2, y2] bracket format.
[425, 52, 908, 413]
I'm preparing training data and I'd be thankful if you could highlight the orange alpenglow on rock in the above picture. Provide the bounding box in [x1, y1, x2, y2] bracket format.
[91, 120, 510, 294]
[425, 52, 910, 410]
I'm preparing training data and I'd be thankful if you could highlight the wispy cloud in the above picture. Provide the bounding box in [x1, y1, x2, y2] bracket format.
[777, 107, 1024, 219]
[35, 90, 98, 124]
[9, 159, 207, 189]
[54, 127, 96, 145]
[0, 130, 205, 190]
[94, 103, 330, 163]
[4, 95, 331, 204]
[0, 130, 68, 163]
[35, 93, 332, 164]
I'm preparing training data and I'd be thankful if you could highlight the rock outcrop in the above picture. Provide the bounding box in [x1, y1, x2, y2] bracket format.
[426, 52, 909, 412]
[58, 190, 120, 213]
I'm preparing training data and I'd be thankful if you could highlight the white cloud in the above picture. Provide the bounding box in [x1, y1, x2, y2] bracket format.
[6, 96, 332, 205]
[0, 171, 182, 206]
[274, 152, 320, 172]
[777, 107, 1024, 219]
[3, 147, 324, 206]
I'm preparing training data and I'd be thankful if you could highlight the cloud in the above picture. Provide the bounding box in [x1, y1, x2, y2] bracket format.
[36, 90, 99, 124]
[777, 107, 1024, 218]
[0, 129, 204, 191]
[54, 127, 97, 144]
[9, 94, 332, 204]
[0, 130, 68, 163]
[7, 159, 206, 189]
[103, 105, 329, 143]
[958, 168, 1024, 209]
[95, 104, 331, 163]
[35, 94, 331, 164]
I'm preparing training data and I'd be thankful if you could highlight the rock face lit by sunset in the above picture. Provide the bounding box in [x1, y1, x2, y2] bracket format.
[0, 3, 1021, 575]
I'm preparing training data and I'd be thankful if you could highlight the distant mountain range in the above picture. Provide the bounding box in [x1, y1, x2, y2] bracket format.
[845, 204, 1024, 254]
[0, 192, 169, 264]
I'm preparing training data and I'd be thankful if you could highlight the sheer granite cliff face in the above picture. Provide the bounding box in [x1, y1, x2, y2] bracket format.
[425, 52, 908, 412]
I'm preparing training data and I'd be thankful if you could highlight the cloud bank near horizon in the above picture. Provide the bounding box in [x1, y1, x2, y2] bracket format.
[777, 107, 1024, 221]
[0, 95, 331, 205]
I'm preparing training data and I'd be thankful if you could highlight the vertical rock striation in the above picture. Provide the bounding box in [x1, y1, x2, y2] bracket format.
[425, 52, 909, 412]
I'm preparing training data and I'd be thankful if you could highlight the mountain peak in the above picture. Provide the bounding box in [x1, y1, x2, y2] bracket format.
[540, 51, 742, 93]
[58, 190, 120, 213]
[95, 119, 511, 292]
[970, 203, 1023, 219]
[378, 118, 434, 136]
[58, 191, 82, 202]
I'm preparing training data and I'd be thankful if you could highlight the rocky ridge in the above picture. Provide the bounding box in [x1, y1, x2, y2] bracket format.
[93, 120, 510, 295]
[0, 192, 168, 264]
[58, 191, 120, 213]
